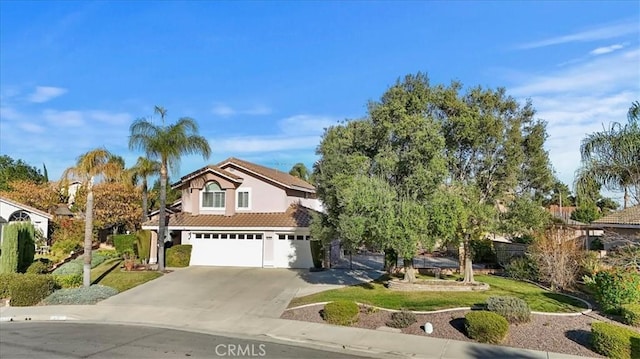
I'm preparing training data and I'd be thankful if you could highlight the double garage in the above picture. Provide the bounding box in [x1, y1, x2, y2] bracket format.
[182, 231, 314, 269]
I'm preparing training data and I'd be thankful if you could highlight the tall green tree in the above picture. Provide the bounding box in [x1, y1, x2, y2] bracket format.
[62, 148, 123, 287]
[576, 101, 640, 208]
[130, 157, 160, 223]
[129, 106, 211, 271]
[0, 155, 45, 191]
[289, 163, 310, 181]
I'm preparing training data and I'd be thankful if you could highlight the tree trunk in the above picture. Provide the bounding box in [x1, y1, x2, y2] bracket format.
[157, 164, 167, 272]
[403, 258, 416, 283]
[83, 180, 94, 287]
[384, 248, 397, 274]
[141, 178, 148, 223]
[462, 237, 475, 283]
[624, 187, 629, 209]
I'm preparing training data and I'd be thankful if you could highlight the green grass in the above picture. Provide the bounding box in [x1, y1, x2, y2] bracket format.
[289, 275, 588, 313]
[90, 259, 162, 293]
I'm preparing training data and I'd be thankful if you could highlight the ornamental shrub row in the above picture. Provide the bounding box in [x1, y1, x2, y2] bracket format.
[6, 273, 56, 306]
[42, 285, 118, 305]
[591, 321, 640, 359]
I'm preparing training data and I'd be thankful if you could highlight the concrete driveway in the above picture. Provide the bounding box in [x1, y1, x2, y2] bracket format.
[99, 267, 312, 318]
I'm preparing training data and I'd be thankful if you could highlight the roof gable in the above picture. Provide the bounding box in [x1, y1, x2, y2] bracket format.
[0, 196, 54, 219]
[173, 165, 243, 188]
[217, 157, 315, 193]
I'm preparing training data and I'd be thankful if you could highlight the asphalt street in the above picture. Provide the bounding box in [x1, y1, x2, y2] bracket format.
[0, 322, 375, 359]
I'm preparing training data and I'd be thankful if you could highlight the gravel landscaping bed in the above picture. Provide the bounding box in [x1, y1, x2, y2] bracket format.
[281, 304, 611, 357]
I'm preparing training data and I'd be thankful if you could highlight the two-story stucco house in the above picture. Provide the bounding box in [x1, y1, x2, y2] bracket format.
[143, 158, 321, 268]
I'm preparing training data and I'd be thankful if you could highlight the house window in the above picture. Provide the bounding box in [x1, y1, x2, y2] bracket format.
[236, 188, 251, 209]
[296, 235, 304, 241]
[202, 182, 225, 209]
[8, 210, 30, 222]
[255, 234, 263, 240]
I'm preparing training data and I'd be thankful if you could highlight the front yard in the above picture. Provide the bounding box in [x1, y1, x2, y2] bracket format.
[91, 258, 163, 292]
[289, 274, 588, 313]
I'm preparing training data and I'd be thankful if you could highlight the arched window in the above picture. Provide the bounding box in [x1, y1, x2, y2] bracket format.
[9, 210, 31, 222]
[202, 182, 225, 209]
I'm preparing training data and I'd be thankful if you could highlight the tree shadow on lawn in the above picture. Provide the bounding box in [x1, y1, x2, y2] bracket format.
[564, 329, 592, 351]
[541, 292, 589, 310]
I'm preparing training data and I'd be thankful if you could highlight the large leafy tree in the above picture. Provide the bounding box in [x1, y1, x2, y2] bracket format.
[129, 157, 160, 223]
[129, 106, 211, 271]
[0, 180, 60, 212]
[62, 148, 123, 287]
[576, 101, 640, 208]
[0, 155, 46, 191]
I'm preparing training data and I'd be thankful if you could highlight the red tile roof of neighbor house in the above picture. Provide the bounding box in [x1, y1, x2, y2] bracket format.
[144, 204, 315, 228]
[218, 157, 315, 192]
[593, 205, 640, 226]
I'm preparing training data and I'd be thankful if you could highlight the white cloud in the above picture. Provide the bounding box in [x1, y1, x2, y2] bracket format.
[88, 110, 132, 125]
[590, 43, 625, 55]
[42, 109, 84, 126]
[28, 86, 67, 103]
[507, 46, 640, 191]
[0, 106, 23, 121]
[211, 103, 271, 117]
[18, 122, 46, 134]
[213, 135, 319, 153]
[279, 114, 339, 135]
[519, 21, 638, 49]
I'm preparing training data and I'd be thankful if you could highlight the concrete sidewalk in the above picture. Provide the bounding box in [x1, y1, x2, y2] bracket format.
[0, 304, 590, 359]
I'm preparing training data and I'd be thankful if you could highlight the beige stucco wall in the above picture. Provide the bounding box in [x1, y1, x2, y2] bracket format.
[224, 168, 289, 213]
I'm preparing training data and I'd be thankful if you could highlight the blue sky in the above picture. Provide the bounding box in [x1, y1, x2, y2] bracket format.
[1, 1, 638, 201]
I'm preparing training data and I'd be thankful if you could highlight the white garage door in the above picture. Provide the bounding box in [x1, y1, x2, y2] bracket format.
[189, 233, 263, 267]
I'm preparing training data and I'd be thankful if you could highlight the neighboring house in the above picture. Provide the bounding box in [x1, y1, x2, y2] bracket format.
[0, 196, 53, 245]
[548, 205, 578, 224]
[591, 205, 640, 250]
[143, 157, 321, 268]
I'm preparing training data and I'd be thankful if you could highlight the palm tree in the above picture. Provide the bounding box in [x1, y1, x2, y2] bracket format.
[576, 102, 640, 208]
[129, 106, 211, 271]
[62, 148, 122, 287]
[130, 157, 160, 223]
[289, 162, 310, 181]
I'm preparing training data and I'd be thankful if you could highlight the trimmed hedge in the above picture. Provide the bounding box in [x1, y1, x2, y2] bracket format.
[0, 273, 19, 298]
[591, 322, 640, 359]
[465, 311, 509, 344]
[310, 241, 323, 269]
[322, 300, 359, 326]
[26, 261, 50, 274]
[113, 234, 137, 255]
[620, 304, 640, 327]
[8, 273, 56, 306]
[42, 285, 118, 305]
[166, 245, 192, 267]
[136, 231, 151, 262]
[486, 296, 531, 324]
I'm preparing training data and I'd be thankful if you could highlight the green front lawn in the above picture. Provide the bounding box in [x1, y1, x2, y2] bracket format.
[290, 275, 587, 313]
[90, 259, 162, 293]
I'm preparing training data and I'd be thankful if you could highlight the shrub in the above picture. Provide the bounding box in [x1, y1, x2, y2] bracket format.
[470, 238, 497, 264]
[504, 256, 539, 282]
[89, 251, 108, 268]
[486, 296, 531, 324]
[620, 304, 640, 327]
[0, 273, 19, 298]
[136, 231, 151, 263]
[465, 311, 509, 344]
[26, 261, 50, 274]
[95, 249, 120, 260]
[53, 274, 83, 289]
[593, 269, 640, 312]
[386, 310, 417, 328]
[591, 321, 640, 359]
[51, 238, 82, 259]
[310, 240, 323, 269]
[322, 300, 359, 326]
[166, 245, 192, 267]
[113, 234, 137, 256]
[42, 285, 118, 305]
[1, 222, 38, 273]
[8, 273, 56, 306]
[52, 261, 83, 276]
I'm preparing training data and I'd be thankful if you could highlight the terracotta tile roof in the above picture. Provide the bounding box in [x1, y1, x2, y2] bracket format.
[593, 205, 640, 226]
[144, 204, 315, 228]
[0, 196, 53, 219]
[218, 157, 315, 192]
[177, 165, 243, 184]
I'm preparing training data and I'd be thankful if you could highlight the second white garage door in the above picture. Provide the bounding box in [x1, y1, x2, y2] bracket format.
[189, 233, 264, 267]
